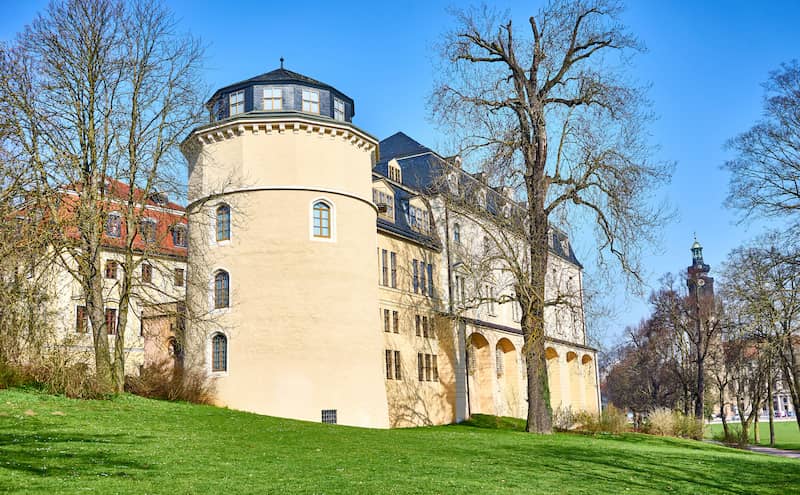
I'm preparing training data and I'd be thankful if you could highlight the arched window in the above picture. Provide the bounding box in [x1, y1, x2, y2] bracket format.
[214, 270, 230, 309]
[453, 223, 461, 244]
[211, 333, 227, 372]
[216, 204, 230, 241]
[106, 212, 121, 238]
[312, 201, 331, 238]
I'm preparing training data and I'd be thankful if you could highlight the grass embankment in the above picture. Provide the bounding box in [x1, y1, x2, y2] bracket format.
[1, 389, 798, 494]
[708, 420, 800, 451]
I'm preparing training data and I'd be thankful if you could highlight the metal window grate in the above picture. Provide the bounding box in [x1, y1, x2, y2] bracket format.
[321, 409, 337, 424]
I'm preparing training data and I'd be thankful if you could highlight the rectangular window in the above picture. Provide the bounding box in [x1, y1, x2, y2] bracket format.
[394, 350, 401, 380]
[418, 353, 424, 381]
[334, 98, 345, 121]
[141, 263, 152, 283]
[388, 164, 402, 182]
[172, 226, 187, 247]
[385, 349, 393, 379]
[392, 310, 399, 334]
[373, 189, 394, 221]
[432, 355, 439, 381]
[390, 252, 397, 288]
[381, 249, 388, 286]
[75, 305, 87, 333]
[488, 286, 496, 315]
[321, 409, 337, 424]
[229, 90, 244, 115]
[140, 219, 156, 243]
[427, 264, 434, 297]
[262, 87, 282, 110]
[425, 354, 432, 381]
[302, 89, 320, 113]
[105, 308, 117, 335]
[409, 206, 429, 234]
[412, 260, 419, 293]
[174, 268, 185, 287]
[105, 260, 117, 279]
[422, 316, 429, 338]
[415, 315, 421, 337]
[420, 262, 426, 296]
[384, 309, 390, 333]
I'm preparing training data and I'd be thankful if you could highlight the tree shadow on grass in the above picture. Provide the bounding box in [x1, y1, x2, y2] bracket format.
[0, 430, 153, 479]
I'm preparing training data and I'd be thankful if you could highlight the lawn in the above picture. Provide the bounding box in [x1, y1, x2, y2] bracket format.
[708, 420, 800, 451]
[1, 389, 798, 494]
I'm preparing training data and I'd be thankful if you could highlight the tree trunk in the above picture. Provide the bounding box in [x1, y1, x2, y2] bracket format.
[719, 385, 729, 438]
[695, 354, 705, 419]
[767, 375, 775, 447]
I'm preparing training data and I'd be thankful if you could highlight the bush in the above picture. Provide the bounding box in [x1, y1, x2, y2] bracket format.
[125, 360, 215, 405]
[0, 350, 106, 399]
[575, 405, 628, 434]
[0, 361, 34, 389]
[646, 408, 675, 436]
[553, 405, 576, 431]
[673, 412, 705, 440]
[712, 425, 747, 446]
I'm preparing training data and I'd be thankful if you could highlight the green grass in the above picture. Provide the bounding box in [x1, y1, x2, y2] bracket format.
[1, 389, 798, 494]
[708, 420, 800, 451]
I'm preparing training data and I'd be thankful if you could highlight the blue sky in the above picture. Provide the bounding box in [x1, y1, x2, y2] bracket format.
[3, 1, 799, 345]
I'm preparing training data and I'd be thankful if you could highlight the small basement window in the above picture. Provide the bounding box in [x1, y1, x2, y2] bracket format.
[321, 409, 337, 424]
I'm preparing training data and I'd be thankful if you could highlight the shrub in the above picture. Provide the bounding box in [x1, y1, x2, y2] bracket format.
[574, 405, 628, 434]
[646, 408, 675, 436]
[673, 412, 705, 440]
[0, 361, 34, 389]
[553, 405, 575, 431]
[125, 360, 215, 405]
[712, 425, 747, 446]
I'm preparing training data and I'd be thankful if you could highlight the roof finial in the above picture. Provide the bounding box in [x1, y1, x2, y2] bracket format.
[280, 56, 284, 69]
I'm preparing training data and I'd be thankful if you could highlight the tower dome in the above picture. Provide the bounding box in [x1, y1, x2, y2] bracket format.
[182, 67, 388, 428]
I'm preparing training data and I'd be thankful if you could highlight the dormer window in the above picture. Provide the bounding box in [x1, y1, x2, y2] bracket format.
[388, 161, 402, 182]
[229, 90, 244, 116]
[334, 99, 345, 121]
[373, 189, 394, 221]
[302, 89, 320, 113]
[263, 87, 282, 110]
[172, 224, 187, 247]
[409, 205, 430, 234]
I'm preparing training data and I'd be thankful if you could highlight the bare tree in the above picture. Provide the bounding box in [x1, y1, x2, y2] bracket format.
[725, 61, 800, 231]
[431, 0, 671, 432]
[0, 0, 204, 392]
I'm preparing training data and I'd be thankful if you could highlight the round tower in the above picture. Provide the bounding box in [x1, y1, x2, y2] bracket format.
[182, 66, 388, 427]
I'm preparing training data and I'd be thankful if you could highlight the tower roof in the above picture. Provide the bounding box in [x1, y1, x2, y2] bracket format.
[691, 240, 702, 250]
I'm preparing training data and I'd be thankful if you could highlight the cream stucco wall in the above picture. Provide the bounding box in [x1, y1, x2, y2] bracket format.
[185, 116, 390, 428]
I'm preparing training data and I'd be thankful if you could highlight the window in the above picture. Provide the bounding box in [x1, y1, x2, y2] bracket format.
[172, 225, 187, 247]
[75, 305, 87, 333]
[392, 310, 399, 334]
[383, 309, 390, 333]
[388, 162, 401, 182]
[312, 201, 331, 238]
[432, 355, 439, 381]
[418, 353, 424, 381]
[409, 206, 429, 234]
[427, 263, 434, 297]
[422, 316, 429, 338]
[390, 252, 397, 288]
[418, 353, 438, 382]
[415, 315, 421, 337]
[486, 285, 496, 316]
[453, 223, 461, 244]
[105, 308, 117, 335]
[212, 333, 227, 372]
[229, 90, 244, 115]
[512, 301, 521, 323]
[455, 275, 466, 305]
[334, 98, 345, 121]
[214, 270, 230, 309]
[106, 212, 121, 238]
[141, 263, 152, 283]
[413, 260, 419, 293]
[216, 204, 231, 241]
[262, 87, 282, 110]
[140, 218, 157, 243]
[373, 189, 394, 221]
[425, 354, 432, 381]
[302, 89, 320, 113]
[174, 268, 185, 287]
[381, 249, 388, 286]
[321, 409, 337, 424]
[419, 261, 427, 295]
[105, 260, 118, 279]
[386, 350, 401, 380]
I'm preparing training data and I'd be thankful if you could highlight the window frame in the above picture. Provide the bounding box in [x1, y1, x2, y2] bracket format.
[301, 89, 320, 114]
[75, 305, 88, 333]
[211, 332, 228, 373]
[262, 87, 283, 111]
[229, 90, 245, 116]
[104, 307, 117, 336]
[172, 224, 188, 247]
[309, 198, 335, 242]
[139, 218, 157, 243]
[215, 204, 231, 242]
[105, 212, 121, 238]
[333, 98, 345, 121]
[174, 268, 185, 287]
[104, 260, 118, 279]
[213, 270, 230, 310]
[141, 263, 153, 284]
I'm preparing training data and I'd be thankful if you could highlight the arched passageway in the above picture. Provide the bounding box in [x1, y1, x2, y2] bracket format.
[467, 333, 494, 415]
[545, 347, 562, 410]
[581, 354, 598, 413]
[496, 338, 520, 416]
[566, 351, 584, 411]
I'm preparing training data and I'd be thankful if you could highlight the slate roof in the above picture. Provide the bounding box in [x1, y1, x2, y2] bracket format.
[373, 132, 583, 268]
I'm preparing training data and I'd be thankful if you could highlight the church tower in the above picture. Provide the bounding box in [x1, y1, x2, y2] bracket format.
[687, 237, 714, 298]
[181, 65, 389, 427]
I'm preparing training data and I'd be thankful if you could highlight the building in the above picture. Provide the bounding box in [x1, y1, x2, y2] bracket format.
[180, 66, 599, 428]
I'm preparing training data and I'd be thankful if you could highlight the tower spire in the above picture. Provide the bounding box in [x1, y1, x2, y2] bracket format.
[280, 56, 284, 69]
